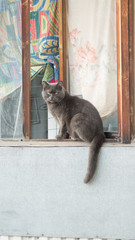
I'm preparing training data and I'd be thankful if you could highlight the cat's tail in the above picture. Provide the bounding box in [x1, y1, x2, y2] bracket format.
[84, 133, 104, 184]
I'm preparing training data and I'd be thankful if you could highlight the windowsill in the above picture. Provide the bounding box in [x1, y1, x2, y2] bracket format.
[0, 139, 135, 147]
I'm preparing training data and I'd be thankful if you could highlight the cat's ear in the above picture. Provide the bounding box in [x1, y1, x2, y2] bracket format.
[42, 81, 49, 89]
[57, 81, 63, 87]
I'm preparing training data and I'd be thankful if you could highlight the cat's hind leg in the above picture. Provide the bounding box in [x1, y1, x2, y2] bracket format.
[71, 132, 82, 141]
[70, 113, 94, 142]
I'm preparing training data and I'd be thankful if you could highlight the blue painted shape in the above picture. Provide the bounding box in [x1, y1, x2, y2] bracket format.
[39, 36, 59, 57]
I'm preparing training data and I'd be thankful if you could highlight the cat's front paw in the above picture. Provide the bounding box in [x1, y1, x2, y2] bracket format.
[56, 134, 64, 141]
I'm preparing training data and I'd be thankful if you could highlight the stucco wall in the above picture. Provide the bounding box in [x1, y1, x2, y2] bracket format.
[0, 144, 135, 239]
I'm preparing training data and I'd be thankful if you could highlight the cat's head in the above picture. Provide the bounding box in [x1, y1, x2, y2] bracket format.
[42, 81, 66, 103]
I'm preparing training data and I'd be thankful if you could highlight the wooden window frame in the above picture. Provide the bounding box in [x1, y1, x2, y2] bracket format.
[116, 0, 134, 143]
[22, 0, 134, 143]
[22, 0, 31, 140]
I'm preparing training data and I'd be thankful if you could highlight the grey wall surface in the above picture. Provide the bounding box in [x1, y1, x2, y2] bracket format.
[0, 146, 135, 239]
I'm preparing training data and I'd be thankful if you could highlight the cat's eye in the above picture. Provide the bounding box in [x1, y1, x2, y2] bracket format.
[55, 92, 58, 95]
[47, 92, 51, 95]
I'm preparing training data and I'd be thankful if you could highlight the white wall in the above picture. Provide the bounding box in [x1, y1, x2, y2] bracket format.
[0, 145, 135, 239]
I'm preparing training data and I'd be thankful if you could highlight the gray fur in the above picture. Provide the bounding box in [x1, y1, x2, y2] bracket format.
[42, 81, 104, 183]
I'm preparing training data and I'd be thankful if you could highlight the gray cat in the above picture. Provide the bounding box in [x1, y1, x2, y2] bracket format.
[42, 81, 104, 183]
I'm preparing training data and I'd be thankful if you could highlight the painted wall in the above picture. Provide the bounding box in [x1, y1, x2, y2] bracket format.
[0, 145, 135, 239]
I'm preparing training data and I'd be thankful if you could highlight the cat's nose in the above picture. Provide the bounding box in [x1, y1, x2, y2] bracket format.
[50, 95, 54, 101]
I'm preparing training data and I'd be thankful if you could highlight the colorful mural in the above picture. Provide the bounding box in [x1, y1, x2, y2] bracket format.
[30, 0, 59, 83]
[0, 0, 59, 99]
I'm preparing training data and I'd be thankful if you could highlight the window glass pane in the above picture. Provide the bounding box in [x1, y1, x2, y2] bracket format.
[30, 0, 118, 139]
[30, 0, 59, 139]
[0, 0, 22, 139]
[68, 0, 118, 133]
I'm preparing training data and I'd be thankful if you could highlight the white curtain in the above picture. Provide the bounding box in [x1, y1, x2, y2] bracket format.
[68, 0, 117, 119]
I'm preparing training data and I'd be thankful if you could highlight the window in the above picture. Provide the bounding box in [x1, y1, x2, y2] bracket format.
[59, 0, 135, 143]
[0, 0, 134, 143]
[0, 0, 22, 139]
[67, 0, 118, 135]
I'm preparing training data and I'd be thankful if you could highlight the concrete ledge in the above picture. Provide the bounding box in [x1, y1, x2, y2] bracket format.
[0, 139, 135, 147]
